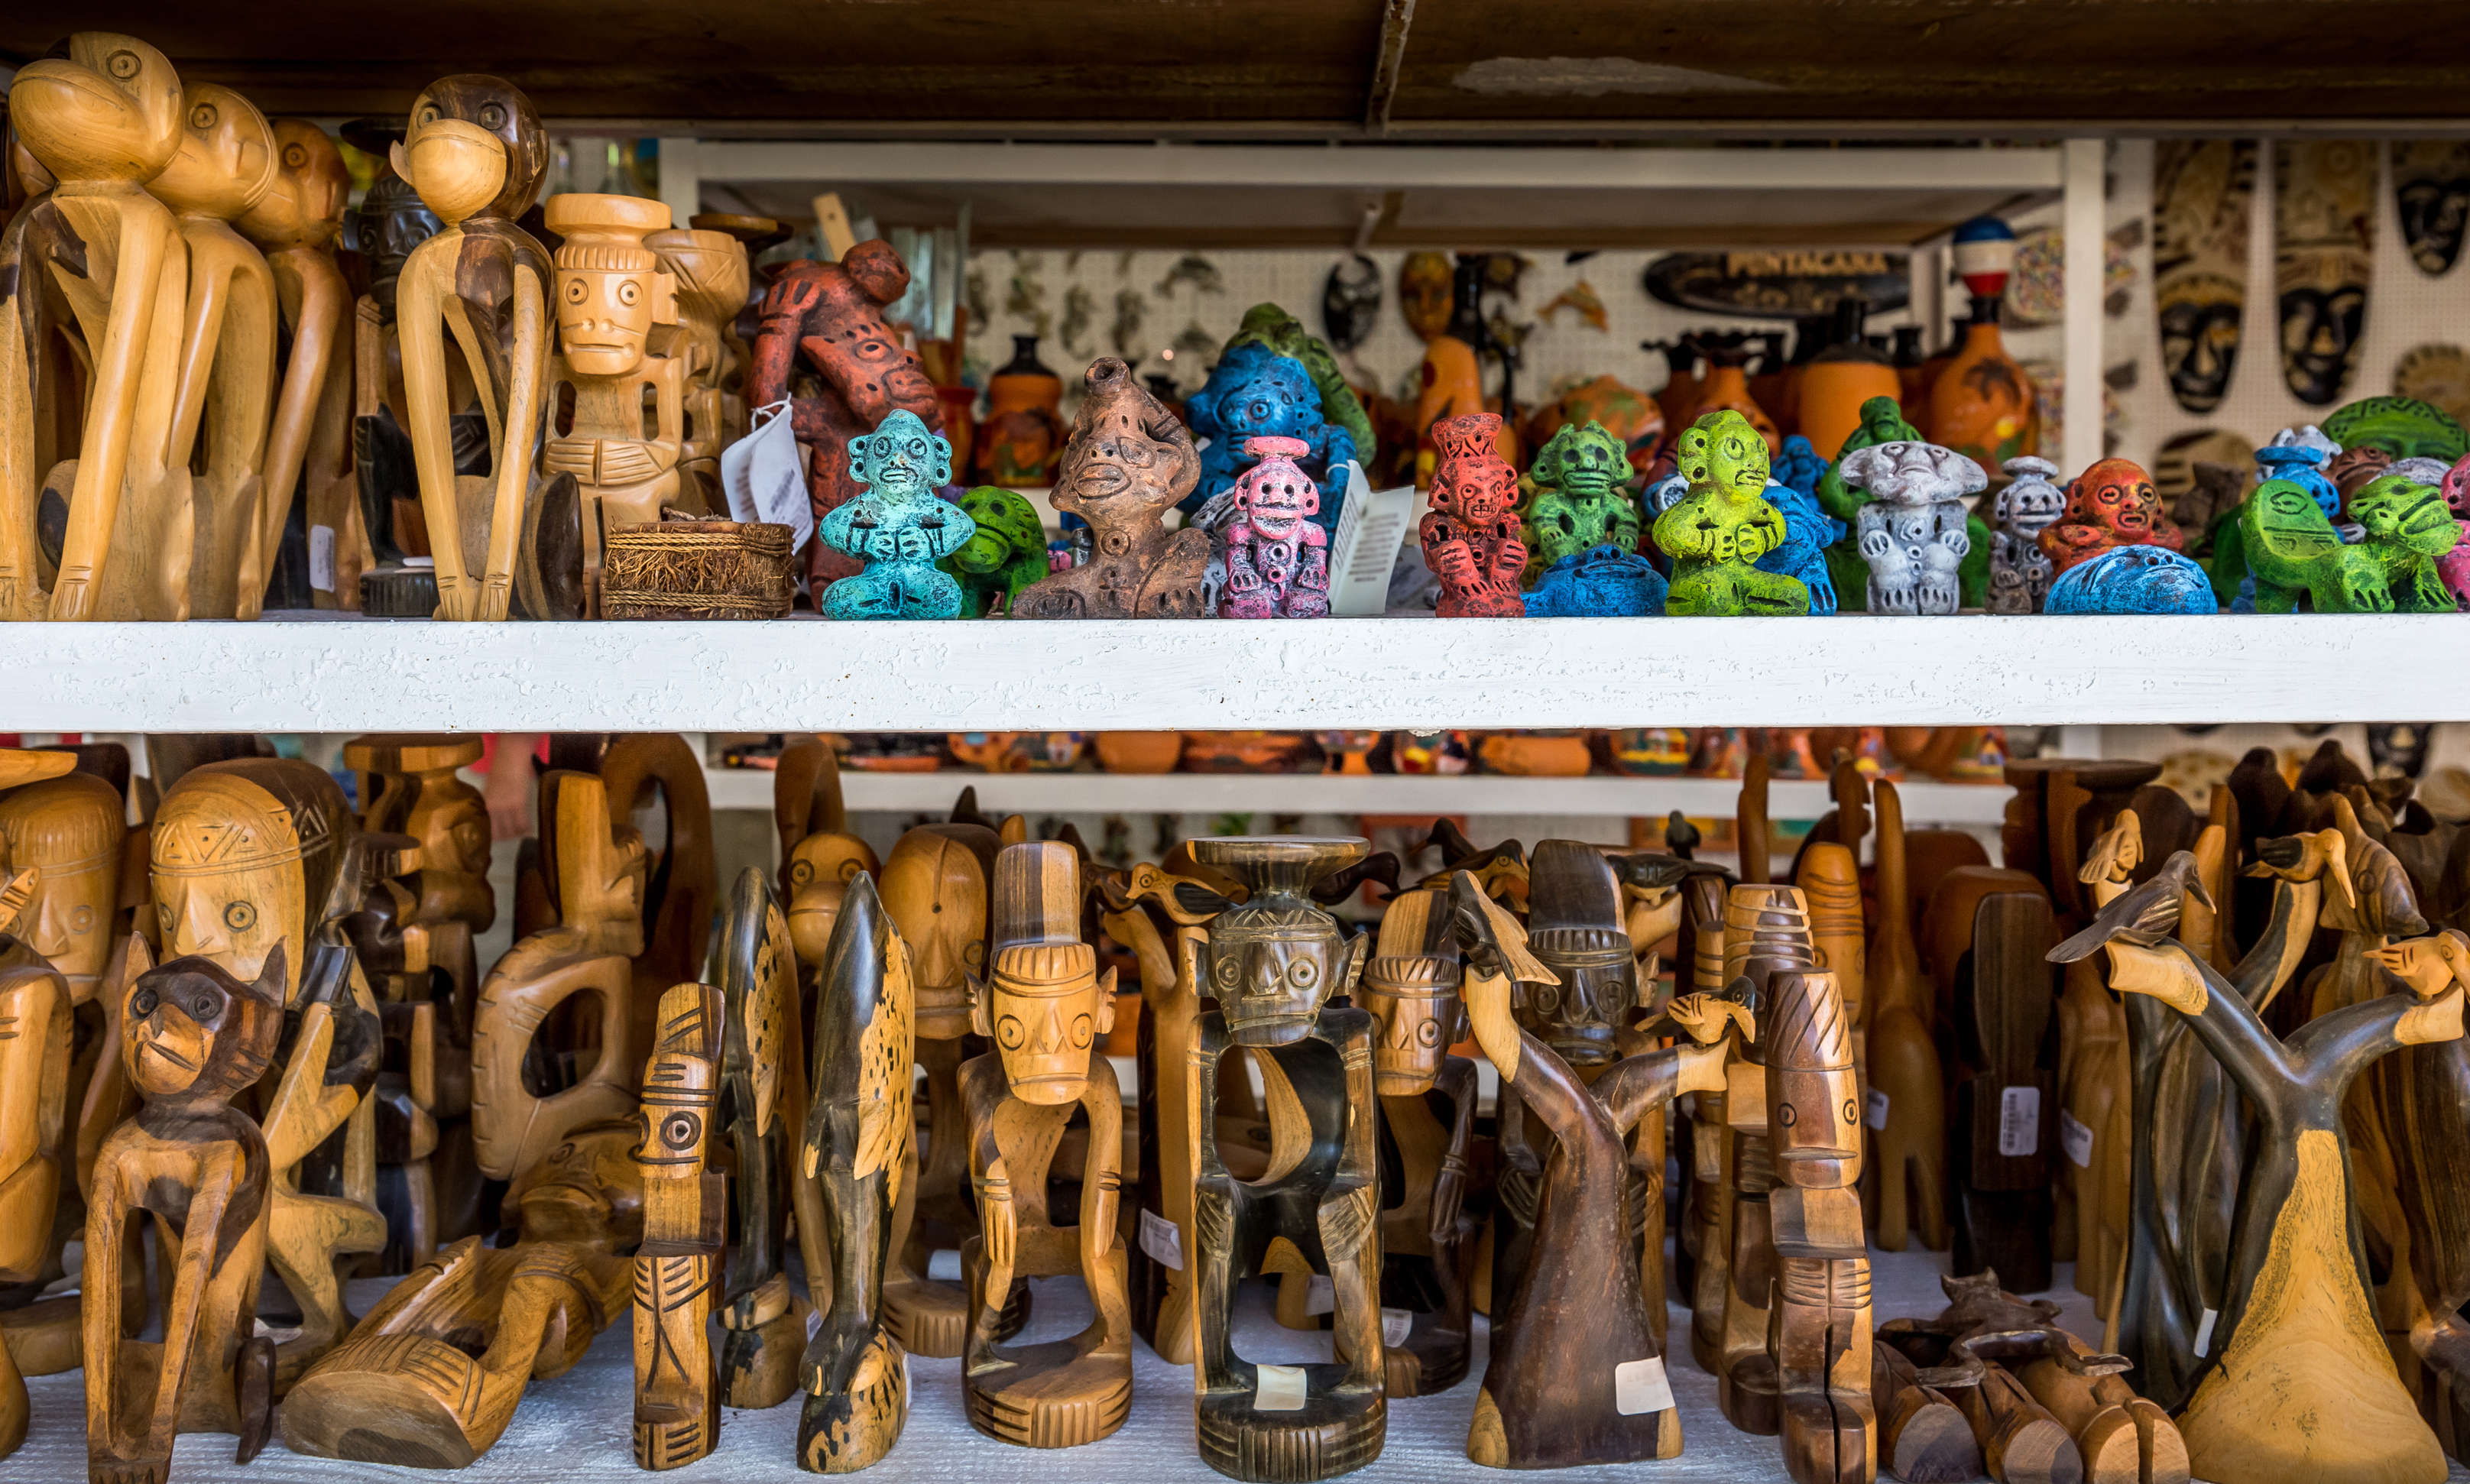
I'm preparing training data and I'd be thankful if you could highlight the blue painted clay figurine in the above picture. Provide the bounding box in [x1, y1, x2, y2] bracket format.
[815, 409, 974, 618]
[1523, 543, 1668, 617]
[1837, 439, 1986, 614]
[1183, 342, 1358, 528]
[2255, 443, 2339, 519]
[1757, 452, 1846, 615]
[2044, 543, 2218, 614]
[1772, 433, 1825, 502]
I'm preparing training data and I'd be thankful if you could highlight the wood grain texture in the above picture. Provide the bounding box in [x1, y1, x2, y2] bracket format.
[632, 982, 724, 1469]
[1864, 780, 1948, 1255]
[717, 867, 818, 1411]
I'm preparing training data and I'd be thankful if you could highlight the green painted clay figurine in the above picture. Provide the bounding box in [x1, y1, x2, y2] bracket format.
[1652, 410, 1811, 616]
[2238, 478, 2391, 612]
[2348, 471, 2459, 611]
[939, 486, 1050, 616]
[1519, 421, 1640, 582]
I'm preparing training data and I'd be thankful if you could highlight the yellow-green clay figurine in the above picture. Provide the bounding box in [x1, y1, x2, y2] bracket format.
[1651, 410, 1811, 616]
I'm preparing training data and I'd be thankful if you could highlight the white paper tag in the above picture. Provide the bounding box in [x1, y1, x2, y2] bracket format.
[1615, 1356, 1675, 1415]
[1305, 1274, 1334, 1316]
[309, 525, 335, 591]
[1140, 1208, 1183, 1271]
[722, 399, 814, 552]
[1865, 1089, 1891, 1131]
[1381, 1307, 1414, 1346]
[2194, 1307, 2219, 1355]
[1998, 1086, 2042, 1157]
[927, 1249, 961, 1281]
[1253, 1362, 1308, 1411]
[404, 556, 435, 569]
[2060, 1108, 2095, 1168]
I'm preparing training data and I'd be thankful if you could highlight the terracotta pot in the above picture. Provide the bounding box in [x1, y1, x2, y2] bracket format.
[1476, 731, 1593, 777]
[1652, 344, 1703, 435]
[973, 334, 1065, 488]
[1687, 362, 1781, 455]
[935, 384, 978, 476]
[1930, 306, 2040, 473]
[1800, 299, 1904, 462]
[1525, 374, 1668, 476]
[1094, 731, 1182, 774]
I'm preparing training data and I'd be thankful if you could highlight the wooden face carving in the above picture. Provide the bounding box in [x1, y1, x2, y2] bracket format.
[509, 1123, 645, 1246]
[547, 193, 676, 377]
[1525, 841, 1640, 1068]
[1399, 251, 1454, 342]
[0, 773, 124, 996]
[238, 118, 351, 252]
[123, 949, 284, 1105]
[9, 31, 183, 188]
[974, 942, 1113, 1105]
[785, 831, 874, 967]
[1357, 886, 1465, 1094]
[880, 829, 987, 1037]
[148, 83, 277, 222]
[354, 173, 441, 313]
[151, 773, 306, 1003]
[404, 73, 546, 225]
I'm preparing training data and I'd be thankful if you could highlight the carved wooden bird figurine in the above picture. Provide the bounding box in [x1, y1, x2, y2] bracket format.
[2244, 827, 2358, 912]
[2049, 850, 2212, 962]
[2076, 809, 2142, 886]
[2366, 929, 2470, 998]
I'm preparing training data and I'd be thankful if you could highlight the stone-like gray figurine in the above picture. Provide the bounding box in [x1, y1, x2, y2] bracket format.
[1840, 439, 1987, 614]
[1987, 455, 2067, 614]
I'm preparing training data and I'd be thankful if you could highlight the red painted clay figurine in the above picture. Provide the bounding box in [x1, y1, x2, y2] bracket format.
[1421, 413, 1526, 617]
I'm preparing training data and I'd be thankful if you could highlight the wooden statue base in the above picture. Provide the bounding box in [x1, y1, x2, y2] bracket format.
[359, 563, 440, 618]
[281, 1333, 504, 1467]
[1379, 1312, 1470, 1398]
[885, 1274, 1028, 1359]
[720, 1304, 809, 1411]
[963, 1340, 1133, 1448]
[1196, 1376, 1385, 1482]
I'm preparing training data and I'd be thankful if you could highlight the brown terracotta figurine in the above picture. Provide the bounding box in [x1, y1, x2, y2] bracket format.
[2039, 458, 2189, 577]
[1010, 357, 1211, 618]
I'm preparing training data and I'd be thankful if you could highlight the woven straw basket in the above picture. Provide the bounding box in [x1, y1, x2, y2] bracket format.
[602, 520, 796, 620]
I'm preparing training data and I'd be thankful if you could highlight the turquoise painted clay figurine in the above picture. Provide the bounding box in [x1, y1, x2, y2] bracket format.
[1652, 410, 1810, 616]
[1519, 421, 1641, 582]
[2044, 544, 2217, 614]
[1817, 395, 1992, 610]
[2323, 394, 2470, 463]
[2348, 471, 2459, 611]
[815, 409, 974, 619]
[1184, 342, 1358, 529]
[1227, 302, 1378, 479]
[1838, 439, 1986, 614]
[940, 485, 1049, 616]
[1523, 544, 1668, 617]
[1756, 446, 1846, 614]
[2238, 478, 2391, 612]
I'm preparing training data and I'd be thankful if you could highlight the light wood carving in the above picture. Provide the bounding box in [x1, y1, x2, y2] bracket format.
[632, 981, 724, 1469]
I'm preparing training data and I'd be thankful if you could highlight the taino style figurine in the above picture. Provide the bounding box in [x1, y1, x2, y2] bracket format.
[2238, 477, 2391, 612]
[2348, 471, 2459, 611]
[1520, 420, 1642, 582]
[632, 982, 726, 1470]
[1522, 543, 1668, 617]
[1219, 436, 1331, 619]
[1010, 358, 1211, 619]
[1987, 455, 2066, 614]
[2044, 544, 2219, 614]
[941, 486, 1050, 617]
[1421, 413, 1527, 618]
[2040, 457, 2187, 578]
[1837, 440, 1986, 615]
[1655, 410, 1811, 616]
[815, 410, 973, 619]
[1185, 342, 1358, 527]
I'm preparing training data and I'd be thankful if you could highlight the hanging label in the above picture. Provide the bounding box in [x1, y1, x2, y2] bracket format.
[1254, 1362, 1308, 1411]
[927, 1249, 962, 1281]
[1140, 1208, 1183, 1271]
[2194, 1307, 2219, 1355]
[309, 525, 336, 592]
[1865, 1089, 1891, 1130]
[1615, 1357, 1675, 1415]
[2059, 1109, 2096, 1168]
[1998, 1086, 2042, 1157]
[1305, 1274, 1334, 1315]
[722, 398, 815, 551]
[1381, 1307, 1414, 1347]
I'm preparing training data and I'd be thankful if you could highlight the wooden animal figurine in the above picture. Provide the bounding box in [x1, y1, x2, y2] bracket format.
[235, 118, 358, 614]
[643, 222, 753, 503]
[1217, 436, 1330, 619]
[2238, 476, 2391, 612]
[84, 948, 286, 1484]
[796, 872, 915, 1473]
[391, 76, 557, 620]
[1449, 870, 1732, 1469]
[2348, 471, 2459, 611]
[542, 193, 692, 614]
[1655, 410, 1810, 616]
[1186, 837, 1383, 1482]
[1421, 412, 1527, 617]
[2044, 543, 2219, 615]
[1185, 341, 1357, 523]
[1009, 357, 1210, 618]
[940, 485, 1049, 616]
[815, 408, 969, 618]
[2053, 862, 2457, 1484]
[1838, 440, 1985, 615]
[2040, 458, 2188, 578]
[1866, 779, 1950, 1252]
[632, 981, 725, 1470]
[748, 238, 945, 589]
[0, 33, 190, 620]
[1353, 886, 1479, 1397]
[1519, 420, 1639, 582]
[956, 841, 1133, 1447]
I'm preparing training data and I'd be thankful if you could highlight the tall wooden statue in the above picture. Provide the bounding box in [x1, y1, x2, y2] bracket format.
[796, 873, 914, 1473]
[391, 75, 556, 620]
[1, 33, 189, 620]
[957, 841, 1133, 1447]
[632, 981, 725, 1470]
[1448, 870, 1733, 1469]
[0, 857, 70, 1460]
[1930, 874, 2058, 1293]
[345, 138, 446, 616]
[598, 735, 717, 1064]
[1188, 837, 1382, 1482]
[1867, 779, 1950, 1251]
[644, 222, 753, 503]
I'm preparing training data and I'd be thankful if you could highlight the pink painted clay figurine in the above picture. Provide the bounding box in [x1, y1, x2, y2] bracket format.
[1420, 413, 1527, 617]
[2438, 452, 2470, 610]
[1220, 435, 1331, 618]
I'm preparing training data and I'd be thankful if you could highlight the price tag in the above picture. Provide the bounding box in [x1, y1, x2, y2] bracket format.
[2059, 1109, 2095, 1168]
[1381, 1307, 1414, 1346]
[1998, 1086, 2042, 1157]
[310, 526, 335, 592]
[1254, 1362, 1307, 1411]
[2194, 1307, 2219, 1355]
[1864, 1089, 1891, 1131]
[1305, 1274, 1334, 1315]
[1140, 1208, 1183, 1271]
[926, 1249, 961, 1281]
[1614, 1357, 1675, 1415]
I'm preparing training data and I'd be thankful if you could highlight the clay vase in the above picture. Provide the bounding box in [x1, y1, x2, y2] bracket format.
[1527, 373, 1668, 476]
[1095, 731, 1182, 774]
[935, 384, 980, 476]
[1413, 258, 1496, 488]
[1651, 342, 1703, 433]
[1891, 326, 1932, 412]
[1684, 339, 1781, 456]
[1801, 299, 1905, 461]
[974, 334, 1066, 488]
[1748, 329, 1794, 428]
[1933, 219, 2041, 471]
[1476, 731, 1592, 777]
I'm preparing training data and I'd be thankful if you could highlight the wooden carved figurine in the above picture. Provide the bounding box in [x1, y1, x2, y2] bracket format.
[1837, 440, 1985, 615]
[0, 854, 69, 1461]
[1219, 436, 1331, 619]
[391, 76, 557, 620]
[1356, 887, 1478, 1397]
[1187, 837, 1382, 1482]
[1421, 413, 1526, 617]
[817, 408, 972, 619]
[643, 222, 753, 502]
[1938, 880, 2057, 1294]
[632, 982, 725, 1470]
[1009, 357, 1210, 618]
[957, 841, 1133, 1447]
[1655, 410, 1811, 615]
[1866, 780, 1950, 1253]
[0, 33, 188, 620]
[1449, 870, 1731, 1469]
[748, 238, 944, 588]
[2039, 458, 2187, 578]
[796, 872, 915, 1473]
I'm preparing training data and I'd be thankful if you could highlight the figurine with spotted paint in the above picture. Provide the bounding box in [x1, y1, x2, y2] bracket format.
[2348, 471, 2459, 611]
[2436, 452, 2470, 608]
[2039, 457, 2186, 576]
[1421, 414, 1527, 618]
[940, 487, 1049, 617]
[1185, 342, 1358, 530]
[2238, 478, 2391, 612]
[1987, 455, 2066, 613]
[1219, 436, 1331, 619]
[1653, 410, 1809, 616]
[815, 410, 973, 620]
[1519, 421, 1640, 584]
[1755, 440, 1846, 614]
[1840, 439, 1984, 615]
[2044, 544, 2218, 614]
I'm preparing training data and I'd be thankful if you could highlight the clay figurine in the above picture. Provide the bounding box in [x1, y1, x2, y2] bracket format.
[1933, 217, 2041, 471]
[1522, 545, 1668, 617]
[1519, 420, 1640, 582]
[2039, 457, 2187, 577]
[1009, 358, 1209, 619]
[1986, 455, 2066, 613]
[1420, 413, 1527, 618]
[1185, 342, 1357, 529]
[2440, 452, 2470, 608]
[1225, 302, 1378, 483]
[2348, 471, 2459, 611]
[939, 486, 1049, 616]
[2323, 394, 2469, 464]
[1214, 436, 1331, 619]
[1838, 440, 1985, 615]
[1758, 443, 1846, 615]
[1816, 397, 1993, 611]
[815, 410, 971, 619]
[2238, 478, 2391, 612]
[2255, 441, 2340, 517]
[2043, 545, 2219, 615]
[1653, 410, 1810, 616]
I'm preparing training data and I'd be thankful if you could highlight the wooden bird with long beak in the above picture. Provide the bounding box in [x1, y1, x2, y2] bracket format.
[2049, 852, 2212, 963]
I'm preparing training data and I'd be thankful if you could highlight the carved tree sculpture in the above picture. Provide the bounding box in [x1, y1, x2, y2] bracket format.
[632, 981, 725, 1469]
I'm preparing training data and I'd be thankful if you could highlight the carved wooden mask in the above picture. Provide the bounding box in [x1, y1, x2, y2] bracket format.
[0, 772, 125, 996]
[152, 772, 306, 1004]
[1356, 886, 1465, 1096]
[971, 842, 1113, 1105]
